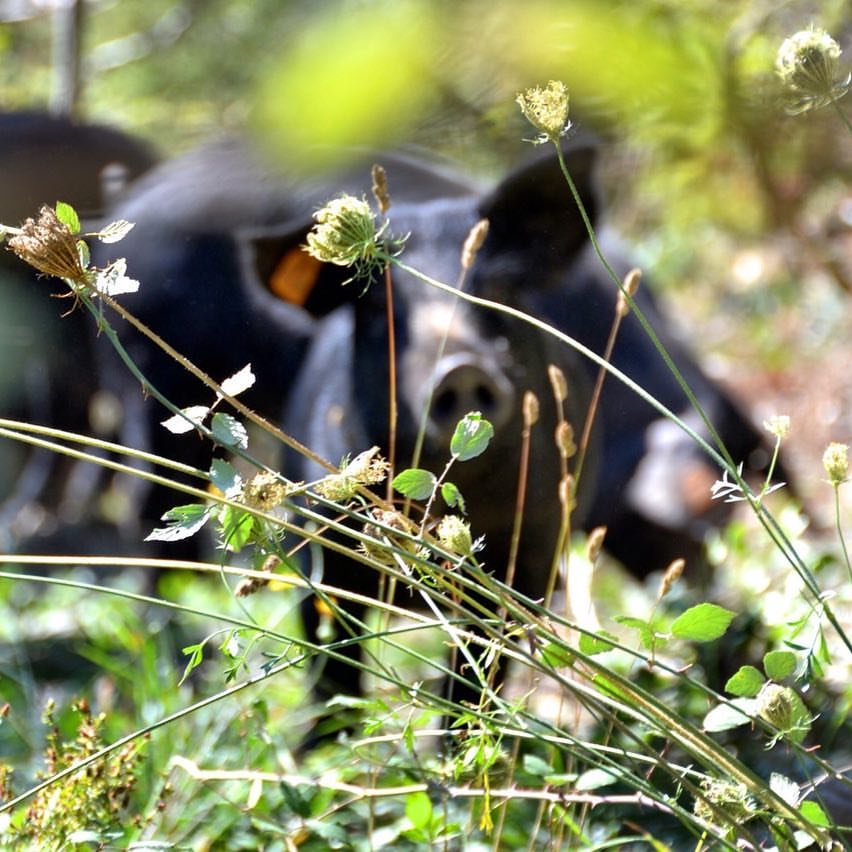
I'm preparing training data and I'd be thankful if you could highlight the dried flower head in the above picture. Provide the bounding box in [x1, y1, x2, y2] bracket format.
[555, 421, 576, 460]
[371, 164, 391, 215]
[617, 268, 642, 317]
[548, 364, 568, 403]
[657, 558, 685, 600]
[305, 194, 390, 283]
[461, 219, 489, 270]
[242, 472, 289, 511]
[517, 80, 571, 144]
[586, 526, 607, 563]
[235, 554, 280, 598]
[693, 777, 756, 826]
[823, 441, 849, 486]
[523, 390, 540, 427]
[315, 446, 389, 502]
[360, 509, 420, 565]
[437, 514, 473, 557]
[776, 27, 850, 114]
[6, 205, 88, 283]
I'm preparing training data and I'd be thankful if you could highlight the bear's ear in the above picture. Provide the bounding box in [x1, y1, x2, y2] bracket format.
[239, 223, 356, 318]
[478, 143, 598, 264]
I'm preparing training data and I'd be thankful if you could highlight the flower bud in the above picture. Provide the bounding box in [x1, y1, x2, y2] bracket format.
[756, 682, 809, 743]
[461, 219, 489, 270]
[437, 514, 473, 558]
[823, 442, 849, 486]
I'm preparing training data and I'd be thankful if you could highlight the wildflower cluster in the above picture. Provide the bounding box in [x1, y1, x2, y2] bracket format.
[359, 509, 421, 566]
[822, 441, 848, 486]
[516, 80, 571, 144]
[1, 699, 145, 847]
[305, 194, 404, 285]
[242, 471, 290, 512]
[776, 27, 850, 114]
[315, 446, 390, 502]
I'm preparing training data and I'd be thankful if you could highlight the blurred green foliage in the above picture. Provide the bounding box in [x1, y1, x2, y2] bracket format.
[2, 0, 847, 314]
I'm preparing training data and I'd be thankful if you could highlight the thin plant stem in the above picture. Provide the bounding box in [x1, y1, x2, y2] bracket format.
[832, 484, 852, 584]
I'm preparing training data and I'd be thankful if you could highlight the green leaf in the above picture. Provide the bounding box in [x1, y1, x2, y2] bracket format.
[179, 642, 206, 685]
[579, 631, 617, 655]
[725, 665, 764, 697]
[671, 603, 736, 642]
[145, 504, 210, 542]
[54, 201, 80, 233]
[441, 481, 465, 512]
[539, 641, 573, 668]
[405, 791, 433, 830]
[702, 697, 756, 732]
[450, 412, 494, 461]
[522, 754, 555, 778]
[763, 650, 796, 681]
[799, 800, 830, 828]
[614, 615, 656, 650]
[392, 468, 436, 500]
[211, 412, 249, 449]
[220, 506, 256, 553]
[576, 769, 618, 791]
[210, 459, 241, 495]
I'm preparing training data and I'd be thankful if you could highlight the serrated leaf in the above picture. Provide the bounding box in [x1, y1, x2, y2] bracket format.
[671, 602, 736, 642]
[220, 506, 255, 553]
[702, 697, 756, 732]
[441, 481, 465, 512]
[209, 458, 241, 495]
[450, 412, 494, 461]
[145, 504, 211, 542]
[97, 219, 135, 243]
[405, 791, 432, 830]
[94, 258, 140, 295]
[539, 641, 573, 668]
[576, 769, 618, 791]
[799, 800, 830, 827]
[219, 364, 256, 398]
[179, 642, 205, 685]
[769, 773, 801, 807]
[522, 754, 554, 778]
[614, 615, 656, 650]
[162, 405, 210, 434]
[763, 650, 797, 681]
[392, 468, 436, 500]
[211, 412, 249, 449]
[55, 201, 80, 232]
[725, 665, 764, 697]
[579, 631, 617, 656]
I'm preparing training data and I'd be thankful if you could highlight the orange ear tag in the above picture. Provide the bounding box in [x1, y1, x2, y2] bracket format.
[268, 247, 323, 306]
